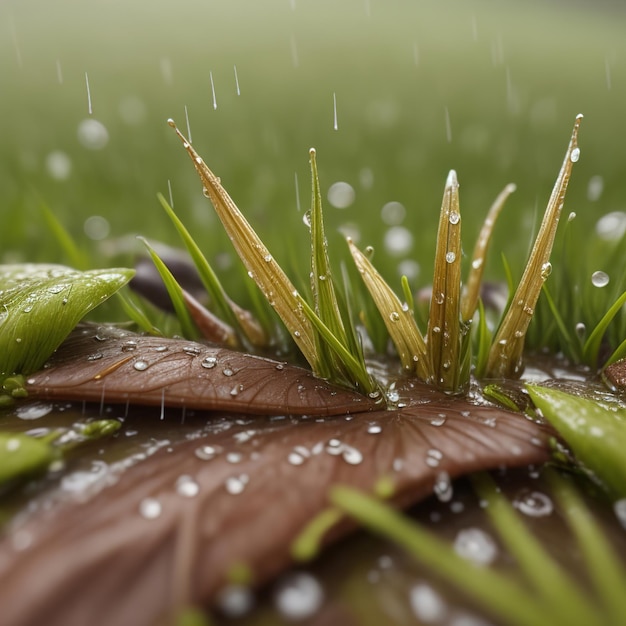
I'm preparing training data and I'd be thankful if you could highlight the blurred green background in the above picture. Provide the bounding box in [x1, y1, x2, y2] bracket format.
[1, 0, 625, 303]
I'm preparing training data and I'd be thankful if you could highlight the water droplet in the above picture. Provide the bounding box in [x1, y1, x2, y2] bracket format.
[384, 226, 413, 256]
[275, 572, 324, 620]
[425, 449, 443, 468]
[121, 340, 138, 352]
[591, 270, 609, 288]
[133, 360, 149, 371]
[77, 118, 109, 150]
[222, 367, 234, 377]
[570, 147, 580, 162]
[367, 423, 382, 434]
[454, 528, 498, 565]
[202, 186, 210, 198]
[575, 322, 586, 338]
[327, 181, 355, 209]
[445, 251, 456, 264]
[195, 156, 202, 164]
[389, 311, 400, 322]
[429, 414, 447, 427]
[342, 445, 363, 465]
[195, 445, 220, 460]
[433, 471, 453, 502]
[541, 262, 552, 279]
[201, 356, 218, 369]
[216, 585, 254, 618]
[226, 452, 243, 464]
[264, 254, 272, 262]
[513, 490, 553, 517]
[176, 475, 199, 498]
[449, 211, 460, 225]
[183, 345, 201, 356]
[275, 363, 284, 371]
[435, 292, 445, 305]
[595, 211, 626, 241]
[409, 583, 446, 622]
[16, 402, 53, 420]
[230, 384, 242, 396]
[139, 497, 162, 520]
[87, 352, 103, 361]
[225, 474, 248, 494]
[471, 258, 483, 269]
[302, 210, 312, 228]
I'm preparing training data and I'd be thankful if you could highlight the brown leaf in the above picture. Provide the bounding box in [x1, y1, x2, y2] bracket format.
[26, 325, 377, 416]
[0, 382, 551, 626]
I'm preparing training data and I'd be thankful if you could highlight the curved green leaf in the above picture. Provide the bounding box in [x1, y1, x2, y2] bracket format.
[0, 264, 134, 376]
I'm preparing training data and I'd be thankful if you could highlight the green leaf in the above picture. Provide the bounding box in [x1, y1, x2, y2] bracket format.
[527, 384, 626, 498]
[0, 432, 58, 486]
[0, 264, 134, 375]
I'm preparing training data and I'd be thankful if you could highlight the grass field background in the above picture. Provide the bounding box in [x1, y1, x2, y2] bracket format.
[1, 0, 625, 307]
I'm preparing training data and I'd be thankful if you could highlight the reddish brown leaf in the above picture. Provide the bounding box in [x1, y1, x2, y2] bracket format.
[26, 325, 378, 416]
[0, 384, 551, 626]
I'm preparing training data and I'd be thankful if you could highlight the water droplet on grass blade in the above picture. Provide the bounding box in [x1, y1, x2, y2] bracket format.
[445, 251, 456, 263]
[540, 262, 552, 279]
[570, 147, 580, 162]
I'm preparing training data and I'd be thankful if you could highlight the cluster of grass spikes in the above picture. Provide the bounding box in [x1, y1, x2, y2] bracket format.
[130, 114, 625, 403]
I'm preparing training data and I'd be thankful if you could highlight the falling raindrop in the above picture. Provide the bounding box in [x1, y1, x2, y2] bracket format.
[233, 65, 241, 96]
[139, 497, 162, 520]
[333, 92, 338, 130]
[85, 72, 93, 115]
[444, 107, 452, 143]
[591, 270, 609, 288]
[275, 572, 324, 621]
[454, 528, 498, 565]
[184, 105, 192, 143]
[210, 71, 217, 110]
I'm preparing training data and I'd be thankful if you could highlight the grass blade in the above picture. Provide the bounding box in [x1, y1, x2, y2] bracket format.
[472, 472, 602, 626]
[168, 119, 318, 369]
[582, 289, 626, 369]
[486, 115, 583, 378]
[330, 485, 556, 626]
[347, 238, 431, 381]
[461, 183, 516, 321]
[428, 170, 462, 391]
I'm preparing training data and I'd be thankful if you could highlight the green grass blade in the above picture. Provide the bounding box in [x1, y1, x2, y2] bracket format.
[115, 291, 163, 335]
[474, 299, 492, 379]
[472, 472, 602, 626]
[138, 237, 198, 340]
[540, 282, 579, 359]
[582, 289, 626, 369]
[330, 485, 556, 626]
[40, 202, 90, 270]
[527, 384, 626, 499]
[546, 468, 626, 624]
[604, 335, 626, 367]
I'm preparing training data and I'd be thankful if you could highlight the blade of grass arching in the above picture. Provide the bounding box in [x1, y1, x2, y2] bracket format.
[486, 115, 583, 379]
[401, 275, 415, 315]
[138, 237, 198, 340]
[40, 202, 90, 270]
[471, 472, 602, 626]
[330, 486, 555, 626]
[427, 170, 462, 391]
[338, 262, 369, 366]
[461, 183, 516, 321]
[582, 289, 626, 369]
[540, 282, 579, 360]
[474, 299, 492, 379]
[157, 193, 266, 349]
[296, 294, 380, 397]
[168, 120, 319, 370]
[546, 468, 626, 625]
[347, 238, 431, 382]
[115, 291, 163, 335]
